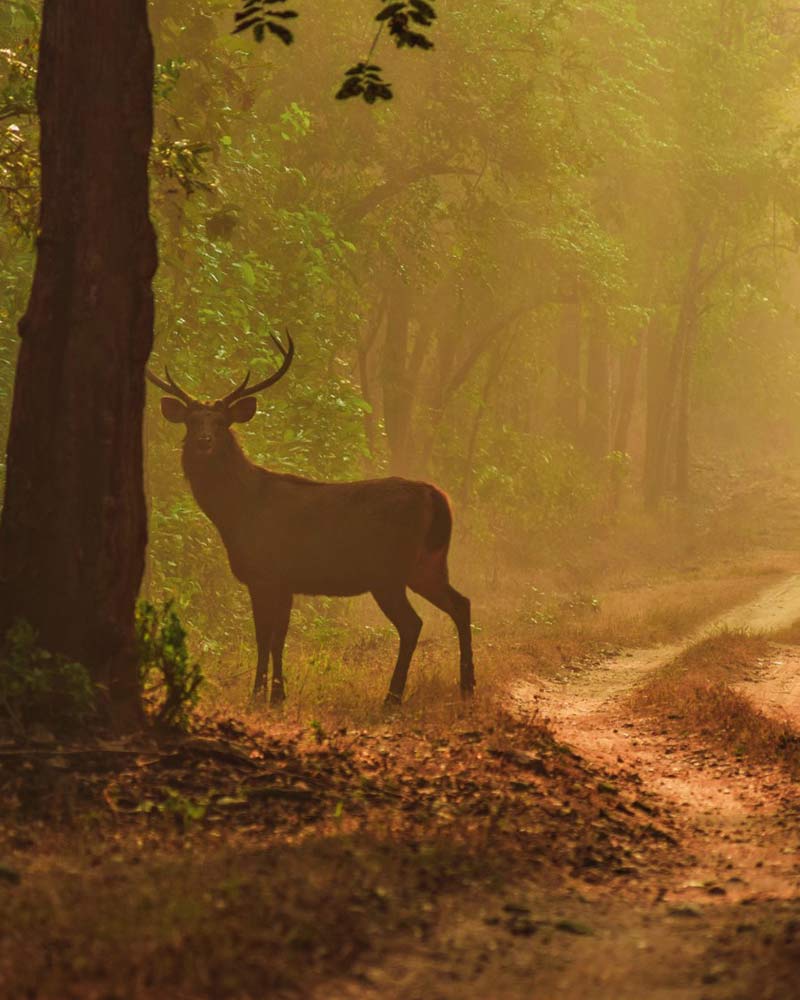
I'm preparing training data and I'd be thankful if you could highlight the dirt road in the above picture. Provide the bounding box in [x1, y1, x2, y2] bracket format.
[335, 575, 800, 999]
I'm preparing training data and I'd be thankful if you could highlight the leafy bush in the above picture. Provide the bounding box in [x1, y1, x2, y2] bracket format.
[0, 620, 95, 736]
[136, 600, 203, 730]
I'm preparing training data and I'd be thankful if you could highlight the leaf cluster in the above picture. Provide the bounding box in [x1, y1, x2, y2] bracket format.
[0, 35, 37, 235]
[0, 620, 95, 737]
[336, 63, 392, 104]
[378, 0, 436, 50]
[233, 0, 298, 46]
[136, 601, 203, 730]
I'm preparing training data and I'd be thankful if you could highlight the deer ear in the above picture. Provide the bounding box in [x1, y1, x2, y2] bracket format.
[161, 397, 188, 423]
[227, 396, 257, 424]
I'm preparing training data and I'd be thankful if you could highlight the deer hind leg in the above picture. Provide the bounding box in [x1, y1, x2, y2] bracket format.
[410, 555, 475, 697]
[372, 586, 422, 706]
[269, 593, 293, 706]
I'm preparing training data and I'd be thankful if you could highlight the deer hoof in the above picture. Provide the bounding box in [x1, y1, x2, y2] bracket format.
[249, 688, 266, 707]
[270, 684, 286, 707]
[460, 682, 475, 700]
[383, 692, 402, 711]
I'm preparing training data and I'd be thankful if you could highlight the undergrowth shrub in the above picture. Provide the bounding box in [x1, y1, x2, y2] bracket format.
[0, 620, 94, 736]
[136, 600, 203, 729]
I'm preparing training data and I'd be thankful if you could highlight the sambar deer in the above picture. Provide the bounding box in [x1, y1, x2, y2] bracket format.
[146, 334, 474, 707]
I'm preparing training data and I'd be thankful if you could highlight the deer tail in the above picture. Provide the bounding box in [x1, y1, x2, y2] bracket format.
[425, 487, 453, 552]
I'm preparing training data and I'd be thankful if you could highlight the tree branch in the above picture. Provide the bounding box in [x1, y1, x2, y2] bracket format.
[342, 161, 479, 224]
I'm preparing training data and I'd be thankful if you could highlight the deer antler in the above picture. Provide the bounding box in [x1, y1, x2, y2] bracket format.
[222, 331, 295, 406]
[145, 367, 196, 406]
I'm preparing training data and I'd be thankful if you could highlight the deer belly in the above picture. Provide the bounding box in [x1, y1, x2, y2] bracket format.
[290, 567, 372, 597]
[287, 555, 383, 597]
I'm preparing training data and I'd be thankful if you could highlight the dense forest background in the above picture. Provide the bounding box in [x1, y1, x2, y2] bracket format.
[2, 0, 800, 688]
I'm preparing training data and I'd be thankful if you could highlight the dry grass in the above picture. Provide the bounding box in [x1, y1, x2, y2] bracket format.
[571, 572, 780, 648]
[198, 543, 795, 735]
[186, 462, 800, 728]
[630, 631, 800, 773]
[0, 835, 492, 1000]
[770, 616, 800, 644]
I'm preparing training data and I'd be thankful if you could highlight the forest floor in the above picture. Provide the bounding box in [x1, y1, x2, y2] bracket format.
[334, 580, 800, 1000]
[3, 483, 800, 997]
[346, 577, 800, 1000]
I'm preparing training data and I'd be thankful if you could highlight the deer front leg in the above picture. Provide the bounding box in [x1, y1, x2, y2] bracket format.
[269, 592, 293, 706]
[249, 585, 275, 704]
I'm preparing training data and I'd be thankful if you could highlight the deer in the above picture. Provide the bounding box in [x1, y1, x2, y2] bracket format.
[146, 334, 475, 708]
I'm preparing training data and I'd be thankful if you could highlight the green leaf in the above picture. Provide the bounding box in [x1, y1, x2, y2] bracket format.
[240, 261, 256, 288]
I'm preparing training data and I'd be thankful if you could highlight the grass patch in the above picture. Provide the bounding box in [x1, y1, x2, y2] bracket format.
[630, 631, 800, 773]
[202, 554, 788, 727]
[771, 616, 800, 644]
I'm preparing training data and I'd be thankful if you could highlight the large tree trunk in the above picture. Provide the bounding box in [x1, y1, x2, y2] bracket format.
[0, 1, 157, 726]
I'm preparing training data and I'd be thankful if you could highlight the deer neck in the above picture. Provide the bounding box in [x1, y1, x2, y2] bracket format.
[182, 432, 259, 533]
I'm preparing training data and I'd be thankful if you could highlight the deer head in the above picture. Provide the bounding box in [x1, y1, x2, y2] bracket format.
[146, 333, 294, 457]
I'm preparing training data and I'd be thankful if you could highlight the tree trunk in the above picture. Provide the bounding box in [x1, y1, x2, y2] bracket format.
[675, 330, 692, 501]
[643, 232, 705, 509]
[583, 324, 610, 461]
[0, 1, 157, 727]
[460, 339, 514, 503]
[608, 331, 644, 513]
[381, 280, 413, 474]
[613, 333, 644, 457]
[643, 319, 667, 507]
[355, 297, 385, 473]
[556, 302, 581, 443]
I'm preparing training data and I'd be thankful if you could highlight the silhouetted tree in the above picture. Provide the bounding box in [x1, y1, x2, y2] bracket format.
[0, 0, 157, 726]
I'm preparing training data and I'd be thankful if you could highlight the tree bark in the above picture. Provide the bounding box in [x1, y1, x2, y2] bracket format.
[608, 331, 644, 514]
[643, 318, 668, 507]
[0, 1, 157, 726]
[583, 324, 610, 461]
[674, 329, 692, 501]
[556, 302, 581, 443]
[381, 280, 414, 474]
[355, 297, 385, 473]
[613, 333, 644, 457]
[643, 232, 705, 509]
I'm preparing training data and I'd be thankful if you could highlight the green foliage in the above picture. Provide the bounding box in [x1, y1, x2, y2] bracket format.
[0, 15, 37, 236]
[136, 601, 203, 730]
[0, 621, 95, 736]
[137, 788, 210, 829]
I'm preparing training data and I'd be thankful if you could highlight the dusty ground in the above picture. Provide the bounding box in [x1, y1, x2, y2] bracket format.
[317, 578, 800, 1000]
